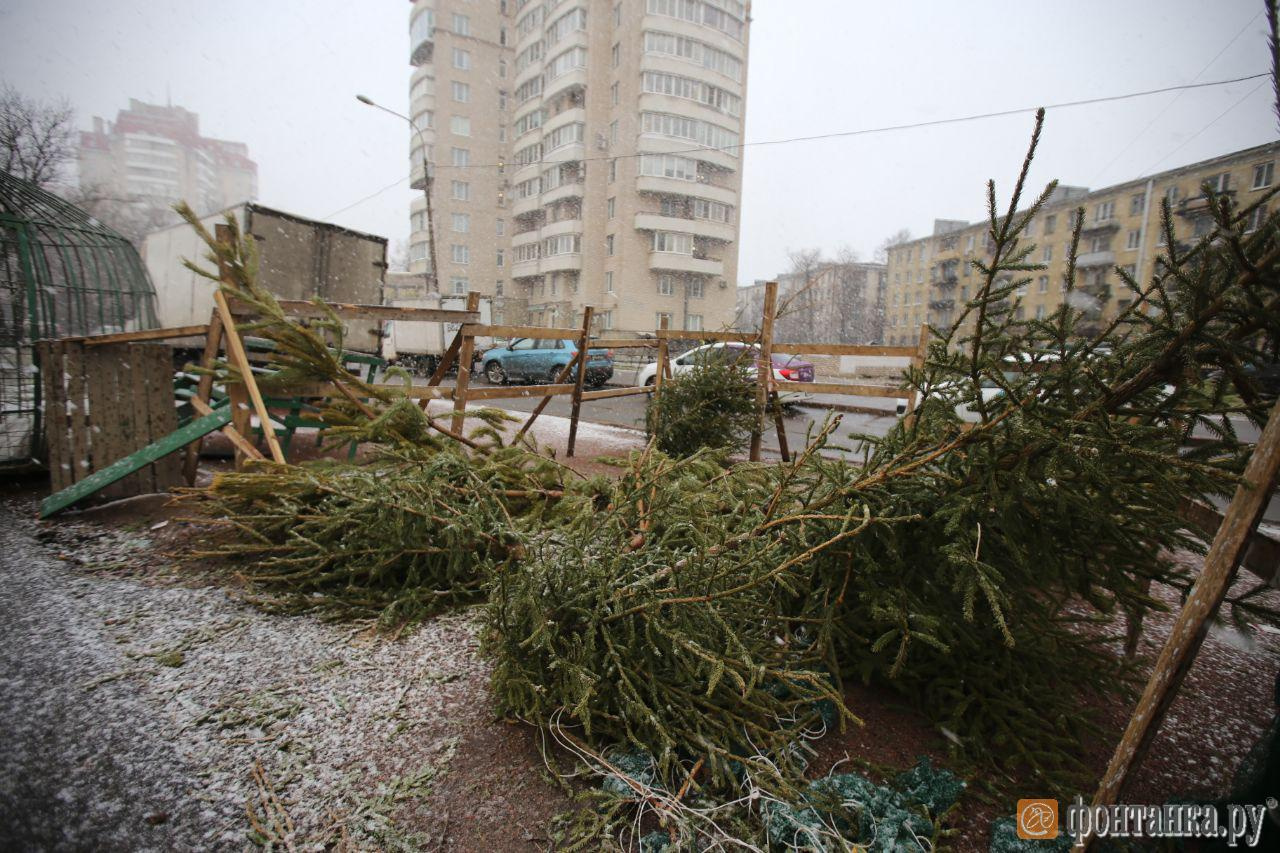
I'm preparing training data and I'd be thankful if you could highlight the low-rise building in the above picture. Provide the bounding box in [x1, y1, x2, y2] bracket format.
[882, 141, 1280, 345]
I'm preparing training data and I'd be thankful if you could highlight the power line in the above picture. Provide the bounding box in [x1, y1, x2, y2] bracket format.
[1141, 79, 1269, 176]
[1091, 12, 1262, 184]
[323, 71, 1270, 217]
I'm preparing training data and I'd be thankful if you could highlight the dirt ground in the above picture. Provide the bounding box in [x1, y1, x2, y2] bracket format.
[2, 411, 1279, 851]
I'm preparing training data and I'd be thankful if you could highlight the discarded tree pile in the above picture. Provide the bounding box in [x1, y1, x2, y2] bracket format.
[176, 110, 1280, 848]
[644, 354, 758, 456]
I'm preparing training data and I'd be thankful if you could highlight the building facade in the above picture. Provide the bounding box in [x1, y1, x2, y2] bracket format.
[406, 0, 751, 333]
[78, 99, 257, 222]
[736, 261, 887, 344]
[881, 141, 1280, 346]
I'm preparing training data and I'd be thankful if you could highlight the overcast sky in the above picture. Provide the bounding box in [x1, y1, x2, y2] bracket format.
[2, 1, 1276, 284]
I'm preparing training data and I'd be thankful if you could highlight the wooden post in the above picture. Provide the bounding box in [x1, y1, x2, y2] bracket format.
[749, 281, 778, 462]
[183, 308, 224, 484]
[227, 381, 252, 469]
[1088, 394, 1280, 833]
[770, 391, 791, 463]
[213, 224, 285, 465]
[650, 315, 671, 438]
[450, 292, 481, 435]
[566, 307, 593, 458]
[904, 323, 930, 421]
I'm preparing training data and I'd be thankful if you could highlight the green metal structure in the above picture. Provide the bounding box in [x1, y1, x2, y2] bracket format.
[0, 171, 158, 467]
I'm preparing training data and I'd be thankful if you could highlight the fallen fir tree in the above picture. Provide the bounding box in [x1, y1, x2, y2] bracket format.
[179, 109, 1280, 847]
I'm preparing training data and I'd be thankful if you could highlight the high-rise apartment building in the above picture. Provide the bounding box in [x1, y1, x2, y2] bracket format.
[78, 99, 257, 220]
[407, 0, 751, 332]
[881, 141, 1280, 346]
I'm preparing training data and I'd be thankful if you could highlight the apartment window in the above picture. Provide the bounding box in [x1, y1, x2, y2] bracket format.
[515, 76, 544, 104]
[611, 82, 619, 106]
[641, 111, 738, 149]
[688, 279, 704, 298]
[1126, 229, 1140, 250]
[599, 309, 614, 330]
[1121, 264, 1137, 280]
[452, 213, 470, 233]
[499, 91, 508, 111]
[450, 276, 468, 295]
[496, 280, 504, 296]
[1089, 235, 1110, 253]
[606, 234, 615, 256]
[452, 81, 470, 102]
[544, 122, 585, 152]
[452, 13, 470, 35]
[1015, 281, 1028, 297]
[1193, 215, 1213, 238]
[605, 271, 614, 293]
[500, 26, 508, 45]
[409, 242, 427, 261]
[612, 43, 620, 67]
[607, 197, 616, 218]
[1247, 204, 1269, 232]
[653, 231, 692, 253]
[1253, 162, 1274, 189]
[614, 3, 622, 26]
[451, 147, 470, 167]
[542, 234, 582, 256]
[499, 125, 507, 143]
[451, 244, 470, 264]
[658, 275, 675, 296]
[639, 153, 697, 181]
[451, 180, 470, 200]
[450, 116, 471, 137]
[965, 234, 975, 253]
[499, 59, 508, 78]
[1044, 214, 1056, 235]
[1042, 245, 1052, 263]
[609, 159, 617, 182]
[1165, 185, 1180, 204]
[1130, 193, 1145, 215]
[452, 48, 471, 70]
[656, 311, 673, 329]
[685, 314, 703, 331]
[547, 8, 588, 45]
[1035, 305, 1046, 320]
[496, 249, 505, 268]
[610, 120, 619, 145]
[1094, 200, 1114, 222]
[1037, 275, 1048, 294]
[643, 29, 743, 82]
[1204, 172, 1230, 193]
[495, 219, 506, 236]
[546, 46, 587, 80]
[641, 71, 742, 118]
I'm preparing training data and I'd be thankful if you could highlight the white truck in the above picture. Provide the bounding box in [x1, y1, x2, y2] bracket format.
[381, 294, 493, 375]
[142, 203, 388, 355]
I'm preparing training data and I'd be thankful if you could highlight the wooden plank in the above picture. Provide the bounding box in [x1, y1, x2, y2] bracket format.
[451, 292, 482, 435]
[230, 298, 480, 325]
[39, 407, 234, 518]
[567, 307, 593, 458]
[95, 345, 134, 498]
[581, 385, 656, 401]
[84, 343, 114, 497]
[213, 271, 285, 463]
[38, 342, 68, 492]
[183, 310, 224, 485]
[190, 398, 264, 461]
[590, 338, 659, 349]
[227, 381, 253, 469]
[652, 316, 671, 437]
[145, 345, 183, 490]
[1177, 499, 1280, 583]
[79, 325, 210, 347]
[64, 341, 89, 487]
[1088, 395, 1280, 833]
[905, 324, 930, 419]
[128, 345, 156, 494]
[771, 342, 918, 358]
[794, 381, 906, 399]
[749, 282, 778, 462]
[465, 323, 580, 340]
[656, 329, 760, 343]
[464, 383, 575, 401]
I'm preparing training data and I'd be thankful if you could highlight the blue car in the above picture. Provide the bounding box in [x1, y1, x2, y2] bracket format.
[480, 338, 614, 388]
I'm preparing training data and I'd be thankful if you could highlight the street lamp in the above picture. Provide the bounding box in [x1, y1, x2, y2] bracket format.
[356, 94, 439, 293]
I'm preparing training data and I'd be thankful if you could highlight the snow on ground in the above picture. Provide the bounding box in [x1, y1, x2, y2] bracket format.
[421, 399, 648, 455]
[0, 504, 488, 851]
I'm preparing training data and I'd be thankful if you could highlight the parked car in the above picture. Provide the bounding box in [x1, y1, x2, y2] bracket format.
[635, 342, 815, 388]
[480, 338, 613, 388]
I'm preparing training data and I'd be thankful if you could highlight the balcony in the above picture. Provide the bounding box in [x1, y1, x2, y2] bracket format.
[511, 259, 541, 279]
[1075, 250, 1115, 268]
[544, 68, 587, 104]
[541, 218, 580, 238]
[541, 253, 582, 274]
[636, 133, 737, 172]
[512, 230, 540, 248]
[512, 194, 540, 217]
[542, 179, 584, 205]
[636, 175, 737, 206]
[634, 212, 734, 243]
[1177, 191, 1233, 217]
[410, 36, 433, 66]
[1079, 219, 1120, 235]
[649, 252, 724, 276]
[543, 141, 585, 165]
[932, 272, 959, 288]
[928, 298, 955, 311]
